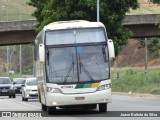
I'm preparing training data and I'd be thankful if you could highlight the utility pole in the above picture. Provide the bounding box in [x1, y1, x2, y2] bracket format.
[33, 45, 35, 77]
[97, 0, 100, 22]
[7, 46, 9, 75]
[19, 0, 22, 77]
[145, 38, 148, 71]
[19, 45, 22, 77]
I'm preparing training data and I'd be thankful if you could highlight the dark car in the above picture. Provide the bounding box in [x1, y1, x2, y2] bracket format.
[0, 77, 16, 98]
[13, 78, 26, 94]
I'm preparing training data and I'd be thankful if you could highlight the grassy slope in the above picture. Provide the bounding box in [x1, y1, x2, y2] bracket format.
[0, 0, 160, 21]
[112, 68, 160, 95]
[0, 0, 35, 21]
[128, 0, 160, 14]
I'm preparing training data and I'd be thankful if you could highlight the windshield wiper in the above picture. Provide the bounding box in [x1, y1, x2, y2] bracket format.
[63, 53, 74, 83]
[79, 54, 94, 82]
[102, 45, 108, 63]
[46, 48, 49, 65]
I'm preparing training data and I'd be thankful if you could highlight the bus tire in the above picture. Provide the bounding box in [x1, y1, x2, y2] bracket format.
[38, 95, 41, 103]
[41, 104, 47, 111]
[13, 94, 16, 98]
[22, 97, 24, 101]
[47, 106, 56, 114]
[99, 103, 107, 112]
[24, 98, 28, 101]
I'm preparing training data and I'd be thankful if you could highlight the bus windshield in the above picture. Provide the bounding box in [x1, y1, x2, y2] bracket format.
[46, 45, 110, 84]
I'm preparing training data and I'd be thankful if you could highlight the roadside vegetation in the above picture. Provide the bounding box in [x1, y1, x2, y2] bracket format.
[0, 45, 33, 76]
[111, 67, 160, 95]
[0, 0, 35, 21]
[0, 72, 21, 80]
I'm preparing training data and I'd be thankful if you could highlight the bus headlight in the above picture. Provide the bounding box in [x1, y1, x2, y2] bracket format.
[47, 87, 62, 93]
[96, 84, 111, 91]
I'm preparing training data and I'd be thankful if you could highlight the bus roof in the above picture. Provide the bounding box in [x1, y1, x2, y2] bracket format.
[36, 20, 107, 44]
[43, 20, 105, 31]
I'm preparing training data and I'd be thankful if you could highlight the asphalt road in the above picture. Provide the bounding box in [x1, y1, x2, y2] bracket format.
[0, 94, 160, 120]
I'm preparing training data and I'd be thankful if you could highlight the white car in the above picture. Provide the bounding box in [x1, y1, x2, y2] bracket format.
[13, 78, 26, 94]
[21, 78, 38, 101]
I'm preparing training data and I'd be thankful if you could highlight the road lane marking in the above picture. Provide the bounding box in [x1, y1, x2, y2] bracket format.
[13, 99, 41, 110]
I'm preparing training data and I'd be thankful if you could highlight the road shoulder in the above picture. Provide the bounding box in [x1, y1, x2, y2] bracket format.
[112, 92, 160, 100]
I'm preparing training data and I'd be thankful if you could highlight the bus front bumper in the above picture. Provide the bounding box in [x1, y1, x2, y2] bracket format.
[45, 89, 111, 107]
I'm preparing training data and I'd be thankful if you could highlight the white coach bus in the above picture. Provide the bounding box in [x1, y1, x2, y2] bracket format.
[34, 20, 115, 114]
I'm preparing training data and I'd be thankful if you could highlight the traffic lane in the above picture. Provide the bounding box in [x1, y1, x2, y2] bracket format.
[0, 96, 40, 111]
[0, 96, 89, 120]
[1, 95, 160, 120]
[15, 94, 41, 109]
[110, 95, 160, 111]
[14, 95, 110, 117]
[15, 95, 101, 115]
[13, 95, 160, 117]
[14, 94, 160, 112]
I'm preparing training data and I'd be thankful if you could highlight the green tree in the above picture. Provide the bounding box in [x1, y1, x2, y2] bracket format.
[27, 0, 48, 28]
[149, 0, 160, 28]
[28, 0, 139, 56]
[21, 44, 34, 74]
[138, 38, 160, 58]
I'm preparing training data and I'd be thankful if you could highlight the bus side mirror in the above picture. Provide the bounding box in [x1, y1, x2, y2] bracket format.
[108, 39, 115, 60]
[39, 44, 45, 63]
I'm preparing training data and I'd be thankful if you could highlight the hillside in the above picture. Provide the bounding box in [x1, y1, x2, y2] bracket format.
[0, 0, 35, 21]
[117, 39, 160, 68]
[0, 0, 160, 21]
[128, 0, 160, 14]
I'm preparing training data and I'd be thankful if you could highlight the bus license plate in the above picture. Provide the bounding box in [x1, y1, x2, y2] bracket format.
[75, 97, 85, 100]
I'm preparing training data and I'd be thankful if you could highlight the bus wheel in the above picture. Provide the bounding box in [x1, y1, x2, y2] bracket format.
[13, 94, 16, 98]
[47, 106, 56, 114]
[99, 103, 107, 112]
[24, 98, 28, 101]
[39, 96, 41, 103]
[41, 104, 47, 111]
[22, 97, 24, 101]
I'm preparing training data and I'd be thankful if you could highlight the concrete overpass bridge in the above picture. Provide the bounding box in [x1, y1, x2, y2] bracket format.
[0, 14, 160, 45]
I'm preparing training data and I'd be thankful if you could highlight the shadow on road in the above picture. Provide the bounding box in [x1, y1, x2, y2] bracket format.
[24, 100, 39, 102]
[41, 109, 108, 117]
[0, 97, 15, 99]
